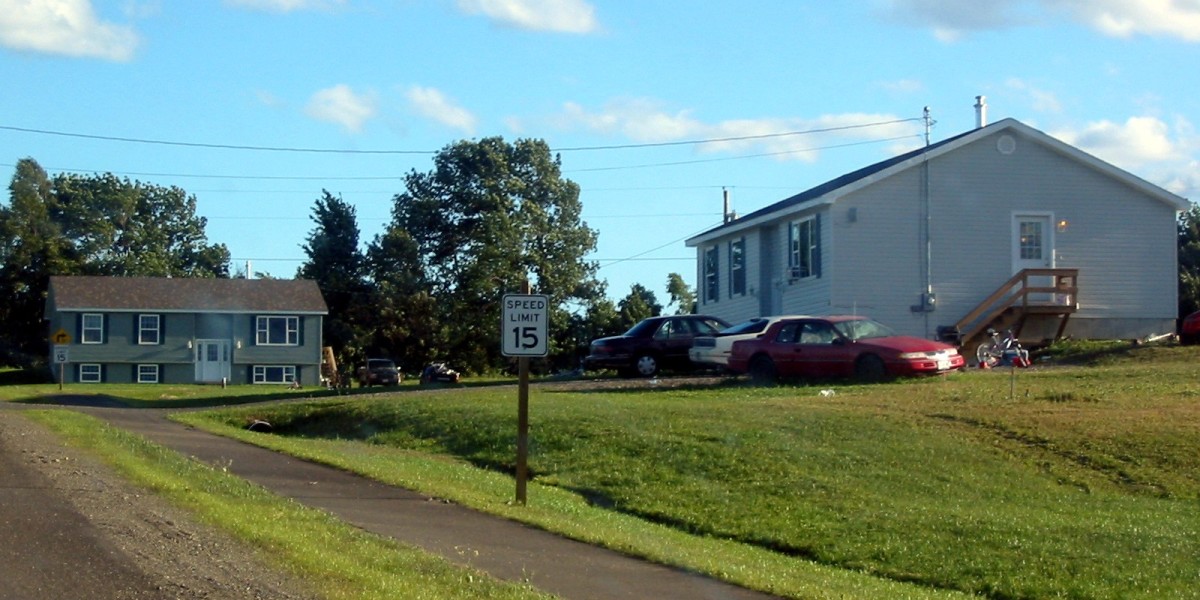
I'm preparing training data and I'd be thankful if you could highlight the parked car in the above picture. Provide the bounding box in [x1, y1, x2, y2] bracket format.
[1181, 310, 1200, 345]
[358, 358, 401, 387]
[689, 316, 808, 370]
[420, 362, 461, 384]
[584, 315, 730, 378]
[727, 315, 965, 384]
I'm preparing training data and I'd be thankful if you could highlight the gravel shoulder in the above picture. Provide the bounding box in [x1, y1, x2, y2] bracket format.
[0, 409, 318, 600]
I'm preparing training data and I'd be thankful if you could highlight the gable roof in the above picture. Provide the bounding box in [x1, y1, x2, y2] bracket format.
[46, 276, 328, 315]
[687, 118, 1189, 246]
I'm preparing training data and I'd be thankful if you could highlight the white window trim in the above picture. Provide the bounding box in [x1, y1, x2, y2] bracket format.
[138, 314, 160, 345]
[788, 216, 818, 280]
[79, 363, 102, 383]
[137, 364, 159, 384]
[256, 316, 299, 346]
[81, 313, 104, 344]
[728, 237, 746, 297]
[253, 365, 296, 384]
[703, 245, 720, 304]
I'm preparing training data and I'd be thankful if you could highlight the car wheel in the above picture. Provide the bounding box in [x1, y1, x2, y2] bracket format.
[748, 355, 777, 386]
[1181, 333, 1198, 346]
[854, 354, 887, 382]
[633, 354, 659, 378]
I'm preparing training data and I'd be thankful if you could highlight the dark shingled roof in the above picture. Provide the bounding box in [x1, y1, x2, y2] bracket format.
[47, 276, 328, 314]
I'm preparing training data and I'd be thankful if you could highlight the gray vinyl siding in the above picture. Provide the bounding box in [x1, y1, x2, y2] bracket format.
[689, 121, 1183, 342]
[47, 310, 324, 385]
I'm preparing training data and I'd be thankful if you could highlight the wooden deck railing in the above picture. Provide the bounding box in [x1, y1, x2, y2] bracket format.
[946, 268, 1078, 347]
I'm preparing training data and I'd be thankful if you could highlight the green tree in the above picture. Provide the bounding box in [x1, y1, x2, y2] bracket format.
[618, 283, 662, 330]
[665, 272, 696, 315]
[371, 137, 601, 373]
[0, 159, 229, 365]
[1178, 203, 1200, 318]
[50, 172, 229, 277]
[298, 191, 368, 369]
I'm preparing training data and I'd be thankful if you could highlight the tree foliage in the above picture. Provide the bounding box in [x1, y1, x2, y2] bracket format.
[1178, 203, 1200, 318]
[665, 272, 696, 315]
[617, 283, 662, 330]
[0, 158, 229, 364]
[368, 137, 601, 373]
[297, 191, 369, 370]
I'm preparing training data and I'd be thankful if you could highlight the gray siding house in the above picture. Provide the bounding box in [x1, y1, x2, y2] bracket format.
[686, 118, 1189, 347]
[44, 276, 328, 385]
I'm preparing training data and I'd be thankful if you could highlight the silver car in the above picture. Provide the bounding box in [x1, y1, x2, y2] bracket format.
[689, 316, 810, 370]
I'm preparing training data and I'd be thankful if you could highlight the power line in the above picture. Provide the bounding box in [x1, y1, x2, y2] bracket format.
[1, 117, 921, 156]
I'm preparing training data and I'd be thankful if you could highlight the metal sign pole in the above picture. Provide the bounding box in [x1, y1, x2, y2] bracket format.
[516, 355, 529, 504]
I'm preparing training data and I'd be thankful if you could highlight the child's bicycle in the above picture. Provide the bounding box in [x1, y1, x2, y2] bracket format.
[975, 328, 1031, 368]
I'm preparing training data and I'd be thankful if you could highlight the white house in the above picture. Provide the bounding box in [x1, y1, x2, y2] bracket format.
[685, 116, 1189, 347]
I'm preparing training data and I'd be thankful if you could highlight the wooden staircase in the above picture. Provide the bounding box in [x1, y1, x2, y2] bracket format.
[938, 269, 1079, 352]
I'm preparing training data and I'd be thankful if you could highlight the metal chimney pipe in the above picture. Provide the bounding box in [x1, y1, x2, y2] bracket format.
[974, 95, 988, 128]
[723, 187, 731, 223]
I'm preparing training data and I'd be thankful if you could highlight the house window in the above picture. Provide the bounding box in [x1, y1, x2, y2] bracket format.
[81, 313, 104, 344]
[137, 364, 159, 383]
[253, 365, 296, 384]
[256, 316, 299, 346]
[729, 237, 746, 297]
[138, 314, 160, 345]
[788, 216, 821, 279]
[703, 246, 719, 303]
[79, 363, 102, 383]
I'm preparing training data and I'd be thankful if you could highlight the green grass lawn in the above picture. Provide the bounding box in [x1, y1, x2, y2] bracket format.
[178, 344, 1200, 600]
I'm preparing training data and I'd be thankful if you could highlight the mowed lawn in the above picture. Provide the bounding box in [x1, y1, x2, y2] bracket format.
[181, 344, 1200, 600]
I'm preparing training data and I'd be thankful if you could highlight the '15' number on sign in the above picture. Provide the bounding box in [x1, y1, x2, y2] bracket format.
[510, 327, 539, 349]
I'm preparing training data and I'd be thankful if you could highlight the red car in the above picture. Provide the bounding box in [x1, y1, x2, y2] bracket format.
[727, 315, 965, 384]
[1181, 310, 1200, 345]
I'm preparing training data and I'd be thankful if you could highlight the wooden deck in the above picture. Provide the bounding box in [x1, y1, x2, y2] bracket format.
[939, 268, 1078, 351]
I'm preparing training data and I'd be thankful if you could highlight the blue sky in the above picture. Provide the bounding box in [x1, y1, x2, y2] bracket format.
[2, 0, 1198, 305]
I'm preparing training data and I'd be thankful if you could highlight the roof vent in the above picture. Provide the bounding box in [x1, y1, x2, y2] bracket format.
[974, 95, 988, 129]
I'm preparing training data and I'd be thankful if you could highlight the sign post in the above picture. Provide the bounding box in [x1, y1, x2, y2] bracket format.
[501, 290, 548, 505]
[51, 329, 72, 391]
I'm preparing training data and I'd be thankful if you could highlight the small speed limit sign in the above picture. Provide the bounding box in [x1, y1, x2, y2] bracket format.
[501, 294, 548, 357]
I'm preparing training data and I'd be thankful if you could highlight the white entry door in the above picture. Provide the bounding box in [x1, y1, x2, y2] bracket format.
[1012, 214, 1055, 301]
[195, 339, 231, 383]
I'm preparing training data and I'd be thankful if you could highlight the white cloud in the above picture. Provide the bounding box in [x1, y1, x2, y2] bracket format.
[1049, 0, 1200, 42]
[456, 0, 598, 34]
[0, 0, 139, 61]
[879, 78, 925, 94]
[1006, 78, 1063, 113]
[305, 84, 377, 133]
[405, 86, 478, 135]
[550, 99, 921, 162]
[1054, 116, 1179, 168]
[224, 0, 346, 12]
[882, 0, 1200, 42]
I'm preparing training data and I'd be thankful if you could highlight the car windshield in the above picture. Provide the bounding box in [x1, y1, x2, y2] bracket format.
[368, 359, 396, 369]
[719, 318, 770, 336]
[624, 319, 661, 337]
[832, 318, 896, 341]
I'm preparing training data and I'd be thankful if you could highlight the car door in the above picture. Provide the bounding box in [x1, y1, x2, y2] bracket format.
[652, 318, 694, 369]
[796, 320, 857, 377]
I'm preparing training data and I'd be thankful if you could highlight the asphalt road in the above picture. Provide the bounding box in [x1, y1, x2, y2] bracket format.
[3, 399, 780, 600]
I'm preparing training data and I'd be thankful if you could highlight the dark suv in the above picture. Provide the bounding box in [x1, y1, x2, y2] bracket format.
[583, 315, 730, 378]
[358, 358, 401, 387]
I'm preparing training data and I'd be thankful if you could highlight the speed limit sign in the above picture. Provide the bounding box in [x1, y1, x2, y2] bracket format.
[501, 294, 548, 357]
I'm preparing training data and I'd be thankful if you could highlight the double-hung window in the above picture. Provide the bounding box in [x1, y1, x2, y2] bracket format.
[728, 237, 746, 297]
[79, 364, 102, 383]
[788, 216, 821, 280]
[256, 316, 299, 346]
[253, 365, 296, 384]
[81, 313, 104, 344]
[703, 246, 720, 303]
[138, 314, 160, 345]
[137, 364, 159, 383]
